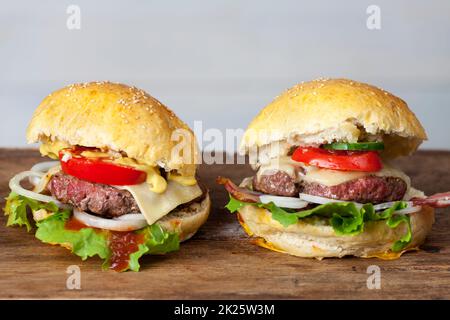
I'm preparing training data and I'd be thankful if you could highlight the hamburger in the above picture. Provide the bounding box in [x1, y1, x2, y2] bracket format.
[218, 78, 449, 259]
[4, 81, 210, 271]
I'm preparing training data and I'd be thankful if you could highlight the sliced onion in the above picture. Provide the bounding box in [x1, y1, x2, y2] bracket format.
[31, 161, 60, 173]
[29, 161, 60, 186]
[74, 209, 148, 231]
[114, 213, 147, 222]
[373, 201, 413, 211]
[299, 193, 363, 209]
[394, 206, 422, 215]
[9, 171, 68, 208]
[259, 195, 308, 209]
[28, 176, 41, 187]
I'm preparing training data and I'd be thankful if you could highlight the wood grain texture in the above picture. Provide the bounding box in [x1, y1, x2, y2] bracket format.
[0, 149, 448, 300]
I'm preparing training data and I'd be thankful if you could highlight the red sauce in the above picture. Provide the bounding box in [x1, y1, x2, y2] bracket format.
[109, 231, 145, 272]
[64, 216, 144, 271]
[65, 217, 89, 231]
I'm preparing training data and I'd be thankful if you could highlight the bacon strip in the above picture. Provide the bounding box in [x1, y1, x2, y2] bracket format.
[216, 176, 261, 203]
[411, 192, 450, 208]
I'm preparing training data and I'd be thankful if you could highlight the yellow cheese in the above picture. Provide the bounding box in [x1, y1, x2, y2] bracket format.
[33, 165, 62, 193]
[113, 157, 168, 193]
[80, 151, 110, 158]
[39, 140, 70, 159]
[365, 247, 419, 260]
[257, 156, 298, 179]
[167, 172, 197, 186]
[118, 181, 203, 225]
[302, 164, 411, 188]
[302, 166, 367, 186]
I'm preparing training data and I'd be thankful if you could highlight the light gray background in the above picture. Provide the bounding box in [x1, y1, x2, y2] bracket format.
[1, 0, 449, 151]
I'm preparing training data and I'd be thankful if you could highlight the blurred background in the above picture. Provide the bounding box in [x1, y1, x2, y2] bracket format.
[1, 0, 449, 151]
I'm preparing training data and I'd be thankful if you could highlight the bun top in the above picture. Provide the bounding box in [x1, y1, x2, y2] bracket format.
[240, 78, 427, 158]
[27, 82, 198, 176]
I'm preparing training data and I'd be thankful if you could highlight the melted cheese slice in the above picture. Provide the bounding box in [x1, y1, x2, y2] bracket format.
[33, 165, 62, 193]
[302, 164, 411, 189]
[257, 156, 298, 179]
[167, 172, 197, 186]
[302, 167, 366, 186]
[117, 181, 202, 225]
[40, 141, 70, 159]
[80, 151, 110, 158]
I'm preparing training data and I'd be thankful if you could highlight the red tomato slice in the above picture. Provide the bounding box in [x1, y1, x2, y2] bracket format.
[59, 148, 147, 186]
[291, 147, 382, 172]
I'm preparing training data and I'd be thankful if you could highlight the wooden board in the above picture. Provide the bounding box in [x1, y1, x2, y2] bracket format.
[0, 149, 449, 299]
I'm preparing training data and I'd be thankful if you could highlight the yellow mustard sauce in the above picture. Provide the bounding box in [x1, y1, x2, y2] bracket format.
[39, 140, 70, 159]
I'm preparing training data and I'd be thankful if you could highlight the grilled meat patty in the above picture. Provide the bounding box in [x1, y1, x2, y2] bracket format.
[47, 172, 140, 218]
[47, 172, 207, 218]
[252, 170, 407, 203]
[253, 171, 299, 197]
[301, 176, 407, 204]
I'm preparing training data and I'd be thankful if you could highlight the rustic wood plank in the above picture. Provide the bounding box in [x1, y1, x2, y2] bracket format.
[0, 149, 448, 299]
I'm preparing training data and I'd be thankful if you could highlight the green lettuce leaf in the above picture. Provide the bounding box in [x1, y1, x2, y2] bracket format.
[263, 202, 299, 227]
[225, 195, 246, 212]
[36, 210, 110, 260]
[127, 224, 180, 272]
[387, 214, 412, 252]
[4, 192, 181, 272]
[225, 195, 412, 252]
[4, 192, 59, 232]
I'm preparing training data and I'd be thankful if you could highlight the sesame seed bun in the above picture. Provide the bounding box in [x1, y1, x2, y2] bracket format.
[27, 81, 198, 176]
[237, 204, 435, 259]
[240, 78, 427, 158]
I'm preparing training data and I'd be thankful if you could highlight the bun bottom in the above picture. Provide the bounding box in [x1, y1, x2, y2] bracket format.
[158, 192, 211, 241]
[237, 204, 434, 259]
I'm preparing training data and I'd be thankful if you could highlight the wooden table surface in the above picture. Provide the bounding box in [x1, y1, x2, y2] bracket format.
[0, 149, 449, 300]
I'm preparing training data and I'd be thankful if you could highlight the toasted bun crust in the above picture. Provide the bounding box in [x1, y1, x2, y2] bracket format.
[27, 82, 198, 176]
[237, 204, 434, 259]
[241, 78, 427, 158]
[159, 192, 211, 241]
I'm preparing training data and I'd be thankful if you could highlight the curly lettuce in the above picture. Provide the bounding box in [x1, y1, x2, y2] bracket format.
[226, 195, 412, 252]
[4, 192, 180, 272]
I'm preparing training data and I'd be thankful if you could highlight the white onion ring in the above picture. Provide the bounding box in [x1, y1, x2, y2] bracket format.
[259, 195, 308, 209]
[9, 171, 68, 208]
[299, 193, 363, 209]
[394, 206, 422, 215]
[74, 209, 148, 231]
[115, 213, 147, 222]
[373, 201, 413, 211]
[29, 161, 60, 186]
[31, 161, 60, 173]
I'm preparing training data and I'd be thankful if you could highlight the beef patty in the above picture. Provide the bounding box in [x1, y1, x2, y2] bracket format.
[47, 172, 207, 218]
[253, 171, 299, 197]
[47, 172, 140, 218]
[301, 176, 407, 204]
[252, 170, 407, 203]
